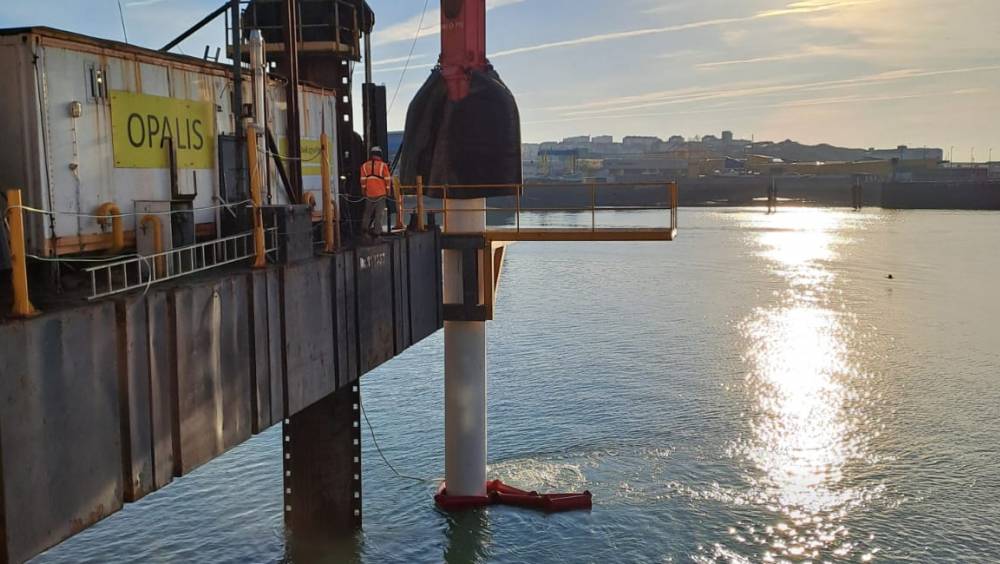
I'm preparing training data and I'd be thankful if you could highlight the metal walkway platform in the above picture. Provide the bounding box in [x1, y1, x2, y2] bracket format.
[396, 181, 679, 243]
[481, 227, 676, 242]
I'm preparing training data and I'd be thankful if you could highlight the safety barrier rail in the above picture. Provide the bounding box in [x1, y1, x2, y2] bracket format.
[394, 180, 678, 242]
[83, 227, 279, 301]
[228, 0, 362, 56]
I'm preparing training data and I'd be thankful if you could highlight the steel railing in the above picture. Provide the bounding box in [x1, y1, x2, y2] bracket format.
[84, 227, 279, 301]
[229, 0, 362, 56]
[393, 180, 678, 240]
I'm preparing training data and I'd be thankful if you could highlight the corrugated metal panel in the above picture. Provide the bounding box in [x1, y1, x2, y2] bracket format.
[300, 88, 340, 216]
[0, 37, 47, 247]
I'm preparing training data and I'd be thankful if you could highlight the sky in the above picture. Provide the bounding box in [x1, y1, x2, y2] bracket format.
[3, 0, 999, 156]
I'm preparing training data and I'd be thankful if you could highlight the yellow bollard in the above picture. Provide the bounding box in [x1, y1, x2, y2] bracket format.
[6, 189, 39, 317]
[96, 202, 124, 254]
[334, 195, 341, 250]
[140, 215, 166, 279]
[246, 127, 267, 268]
[416, 175, 426, 232]
[320, 133, 336, 252]
[393, 175, 405, 231]
[302, 192, 317, 212]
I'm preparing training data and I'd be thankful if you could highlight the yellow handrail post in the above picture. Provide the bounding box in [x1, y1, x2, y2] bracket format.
[96, 202, 124, 254]
[303, 192, 317, 210]
[334, 193, 341, 249]
[671, 181, 679, 231]
[6, 189, 38, 318]
[139, 215, 166, 279]
[416, 175, 426, 231]
[591, 183, 597, 232]
[443, 184, 449, 232]
[392, 175, 405, 231]
[665, 183, 671, 230]
[246, 126, 267, 268]
[320, 133, 336, 252]
[516, 184, 521, 234]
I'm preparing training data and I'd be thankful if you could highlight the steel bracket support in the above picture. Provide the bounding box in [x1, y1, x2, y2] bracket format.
[441, 235, 506, 322]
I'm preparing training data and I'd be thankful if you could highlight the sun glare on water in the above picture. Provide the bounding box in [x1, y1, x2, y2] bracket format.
[704, 209, 880, 562]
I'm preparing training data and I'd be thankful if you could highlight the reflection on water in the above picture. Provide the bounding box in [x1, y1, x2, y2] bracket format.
[444, 510, 492, 564]
[712, 209, 877, 562]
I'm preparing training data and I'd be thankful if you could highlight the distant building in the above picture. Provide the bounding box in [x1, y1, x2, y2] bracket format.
[605, 157, 688, 181]
[520, 134, 942, 181]
[522, 143, 540, 160]
[539, 148, 582, 177]
[621, 136, 663, 152]
[865, 145, 943, 161]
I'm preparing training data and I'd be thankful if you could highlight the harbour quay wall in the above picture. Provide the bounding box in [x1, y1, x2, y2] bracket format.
[511, 176, 883, 208]
[882, 181, 1000, 210]
[517, 177, 1000, 210]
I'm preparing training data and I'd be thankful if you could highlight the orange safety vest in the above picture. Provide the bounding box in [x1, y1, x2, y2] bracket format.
[361, 158, 392, 198]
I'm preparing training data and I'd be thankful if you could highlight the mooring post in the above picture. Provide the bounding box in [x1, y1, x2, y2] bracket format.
[416, 176, 426, 231]
[393, 177, 406, 231]
[283, 384, 362, 550]
[443, 198, 487, 497]
[246, 127, 267, 268]
[6, 189, 38, 318]
[139, 215, 166, 278]
[321, 133, 337, 252]
[96, 202, 124, 254]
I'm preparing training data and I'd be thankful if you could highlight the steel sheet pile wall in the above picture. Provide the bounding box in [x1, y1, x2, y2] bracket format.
[355, 244, 396, 373]
[171, 277, 253, 474]
[249, 269, 285, 432]
[0, 303, 122, 564]
[282, 256, 338, 414]
[331, 251, 359, 389]
[0, 230, 442, 563]
[882, 181, 1000, 210]
[407, 230, 443, 344]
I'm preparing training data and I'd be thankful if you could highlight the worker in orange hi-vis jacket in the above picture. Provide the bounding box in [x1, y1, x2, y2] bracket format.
[360, 146, 393, 238]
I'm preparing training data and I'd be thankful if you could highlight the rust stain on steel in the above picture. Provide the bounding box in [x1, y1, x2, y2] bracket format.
[68, 504, 109, 535]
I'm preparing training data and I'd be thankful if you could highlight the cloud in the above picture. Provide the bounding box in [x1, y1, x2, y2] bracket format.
[492, 0, 879, 58]
[656, 49, 702, 61]
[375, 0, 526, 46]
[753, 0, 878, 18]
[694, 45, 861, 69]
[374, 62, 436, 74]
[550, 65, 1000, 117]
[372, 53, 429, 67]
[125, 0, 167, 6]
[523, 87, 982, 126]
[492, 16, 745, 58]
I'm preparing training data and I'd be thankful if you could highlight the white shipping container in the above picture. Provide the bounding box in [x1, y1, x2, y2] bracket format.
[0, 27, 340, 256]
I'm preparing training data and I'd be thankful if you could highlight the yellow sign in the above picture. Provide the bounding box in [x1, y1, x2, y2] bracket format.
[278, 138, 331, 176]
[110, 90, 216, 169]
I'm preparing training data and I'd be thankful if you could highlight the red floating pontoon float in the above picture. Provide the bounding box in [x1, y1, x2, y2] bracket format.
[435, 480, 593, 513]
